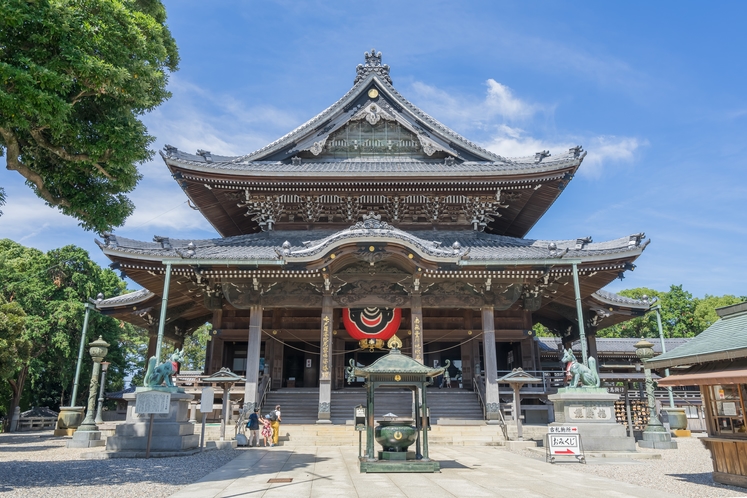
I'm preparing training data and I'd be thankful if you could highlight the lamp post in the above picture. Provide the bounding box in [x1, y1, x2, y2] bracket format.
[71, 293, 104, 407]
[94, 362, 110, 425]
[635, 338, 677, 449]
[642, 296, 675, 409]
[77, 336, 110, 432]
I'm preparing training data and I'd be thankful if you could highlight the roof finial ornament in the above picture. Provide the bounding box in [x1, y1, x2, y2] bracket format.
[354, 49, 392, 85]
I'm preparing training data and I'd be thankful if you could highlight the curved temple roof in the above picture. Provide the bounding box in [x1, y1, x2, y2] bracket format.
[161, 50, 585, 238]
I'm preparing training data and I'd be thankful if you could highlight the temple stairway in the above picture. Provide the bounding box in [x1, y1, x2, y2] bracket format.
[263, 387, 485, 426]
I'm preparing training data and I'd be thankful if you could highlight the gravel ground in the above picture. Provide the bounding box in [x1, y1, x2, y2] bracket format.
[512, 435, 747, 498]
[0, 431, 242, 498]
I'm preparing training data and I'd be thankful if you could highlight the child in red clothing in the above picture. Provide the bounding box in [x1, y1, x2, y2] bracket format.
[261, 415, 273, 447]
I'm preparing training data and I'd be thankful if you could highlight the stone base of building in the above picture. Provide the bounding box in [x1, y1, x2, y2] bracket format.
[67, 430, 106, 448]
[104, 392, 199, 456]
[549, 387, 636, 452]
[638, 429, 678, 450]
[359, 458, 440, 473]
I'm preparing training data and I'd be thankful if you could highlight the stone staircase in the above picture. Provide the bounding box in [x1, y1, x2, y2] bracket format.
[262, 388, 320, 424]
[263, 387, 486, 425]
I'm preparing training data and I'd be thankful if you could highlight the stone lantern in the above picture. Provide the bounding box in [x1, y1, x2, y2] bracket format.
[635, 338, 677, 449]
[77, 336, 110, 432]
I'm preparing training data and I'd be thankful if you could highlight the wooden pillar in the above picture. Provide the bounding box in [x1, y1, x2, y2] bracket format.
[482, 306, 501, 422]
[587, 326, 599, 360]
[146, 330, 158, 362]
[317, 294, 333, 423]
[244, 305, 262, 410]
[269, 309, 284, 390]
[411, 294, 424, 364]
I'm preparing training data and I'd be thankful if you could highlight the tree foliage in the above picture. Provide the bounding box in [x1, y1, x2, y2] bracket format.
[0, 0, 178, 232]
[0, 239, 146, 426]
[597, 285, 746, 339]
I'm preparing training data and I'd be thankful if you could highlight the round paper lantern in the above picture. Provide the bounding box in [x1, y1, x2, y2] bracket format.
[343, 307, 401, 347]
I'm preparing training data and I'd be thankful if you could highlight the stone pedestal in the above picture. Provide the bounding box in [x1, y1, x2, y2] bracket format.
[549, 388, 636, 452]
[104, 392, 199, 456]
[68, 429, 106, 448]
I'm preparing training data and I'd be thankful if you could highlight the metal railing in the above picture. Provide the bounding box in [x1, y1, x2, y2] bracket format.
[257, 374, 272, 413]
[473, 374, 509, 440]
[495, 370, 566, 394]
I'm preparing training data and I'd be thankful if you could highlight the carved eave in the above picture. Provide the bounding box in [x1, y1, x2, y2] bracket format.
[278, 217, 468, 267]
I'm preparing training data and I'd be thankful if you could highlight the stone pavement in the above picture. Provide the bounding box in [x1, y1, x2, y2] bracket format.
[170, 446, 680, 498]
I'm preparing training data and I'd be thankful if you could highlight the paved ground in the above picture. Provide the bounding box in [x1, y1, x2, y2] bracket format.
[3, 431, 747, 498]
[170, 445, 681, 498]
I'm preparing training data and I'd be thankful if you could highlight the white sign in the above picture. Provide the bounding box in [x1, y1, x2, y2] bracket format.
[723, 402, 738, 416]
[199, 387, 214, 413]
[549, 426, 578, 434]
[135, 391, 171, 414]
[306, 359, 312, 368]
[548, 433, 581, 456]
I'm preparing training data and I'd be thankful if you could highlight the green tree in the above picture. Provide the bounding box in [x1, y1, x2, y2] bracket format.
[161, 323, 210, 373]
[694, 294, 747, 332]
[0, 239, 133, 428]
[0, 295, 28, 419]
[0, 0, 179, 232]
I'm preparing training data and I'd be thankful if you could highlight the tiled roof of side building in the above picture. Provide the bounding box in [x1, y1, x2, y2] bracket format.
[538, 337, 691, 354]
[646, 302, 747, 369]
[96, 228, 647, 263]
[592, 289, 649, 307]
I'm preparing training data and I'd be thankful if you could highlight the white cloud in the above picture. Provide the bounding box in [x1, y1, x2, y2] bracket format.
[409, 79, 543, 131]
[407, 78, 645, 178]
[485, 126, 644, 178]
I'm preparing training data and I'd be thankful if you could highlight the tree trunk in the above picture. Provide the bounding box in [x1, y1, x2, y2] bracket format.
[7, 364, 28, 432]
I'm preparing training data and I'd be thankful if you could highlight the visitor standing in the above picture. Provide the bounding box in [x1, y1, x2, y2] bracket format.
[247, 408, 260, 447]
[444, 368, 451, 388]
[271, 404, 281, 445]
[261, 414, 273, 447]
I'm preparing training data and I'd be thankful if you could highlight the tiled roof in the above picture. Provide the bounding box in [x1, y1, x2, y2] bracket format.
[96, 227, 647, 263]
[592, 289, 648, 307]
[164, 154, 580, 179]
[538, 337, 690, 355]
[646, 303, 747, 369]
[97, 289, 155, 309]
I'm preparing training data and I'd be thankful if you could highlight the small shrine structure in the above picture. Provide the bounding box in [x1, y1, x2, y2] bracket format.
[346, 336, 445, 472]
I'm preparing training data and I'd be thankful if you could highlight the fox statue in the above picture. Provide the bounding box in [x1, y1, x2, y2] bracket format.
[144, 349, 185, 388]
[561, 348, 600, 388]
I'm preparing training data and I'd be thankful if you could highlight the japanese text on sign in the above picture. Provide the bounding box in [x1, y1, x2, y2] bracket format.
[135, 391, 171, 414]
[412, 316, 423, 363]
[321, 315, 331, 380]
[548, 426, 578, 434]
[548, 434, 581, 456]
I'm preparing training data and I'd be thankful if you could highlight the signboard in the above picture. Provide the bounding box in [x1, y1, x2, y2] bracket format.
[548, 434, 581, 456]
[546, 426, 585, 464]
[199, 387, 214, 413]
[548, 425, 578, 434]
[354, 405, 366, 431]
[135, 391, 171, 415]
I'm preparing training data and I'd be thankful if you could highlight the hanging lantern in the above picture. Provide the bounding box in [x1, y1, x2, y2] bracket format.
[343, 307, 402, 350]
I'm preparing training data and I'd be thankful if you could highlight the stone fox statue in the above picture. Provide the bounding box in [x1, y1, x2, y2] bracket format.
[562, 348, 600, 388]
[144, 349, 185, 388]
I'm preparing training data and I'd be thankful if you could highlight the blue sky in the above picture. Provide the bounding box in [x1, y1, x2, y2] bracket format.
[1, 1, 746, 298]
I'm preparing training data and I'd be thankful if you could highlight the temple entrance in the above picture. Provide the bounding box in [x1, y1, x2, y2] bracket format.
[496, 341, 522, 371]
[282, 342, 318, 388]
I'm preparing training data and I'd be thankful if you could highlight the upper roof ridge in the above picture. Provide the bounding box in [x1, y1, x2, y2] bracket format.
[355, 48, 392, 85]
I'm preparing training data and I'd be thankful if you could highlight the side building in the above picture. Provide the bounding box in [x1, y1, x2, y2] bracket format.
[96, 51, 650, 423]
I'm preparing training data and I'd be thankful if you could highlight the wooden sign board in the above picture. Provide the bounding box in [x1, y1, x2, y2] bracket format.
[135, 391, 171, 415]
[199, 387, 214, 413]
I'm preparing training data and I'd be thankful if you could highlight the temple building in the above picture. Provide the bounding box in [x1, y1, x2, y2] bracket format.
[97, 50, 650, 423]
